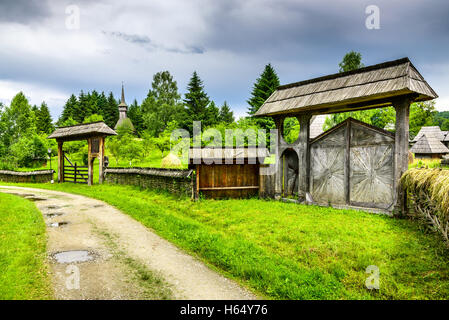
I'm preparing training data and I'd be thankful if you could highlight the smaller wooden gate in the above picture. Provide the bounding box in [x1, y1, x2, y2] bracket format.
[63, 155, 88, 184]
[189, 147, 269, 199]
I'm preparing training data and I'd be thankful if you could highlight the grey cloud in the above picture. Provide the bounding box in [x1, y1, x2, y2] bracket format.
[0, 0, 51, 24]
[103, 31, 152, 46]
[103, 30, 205, 54]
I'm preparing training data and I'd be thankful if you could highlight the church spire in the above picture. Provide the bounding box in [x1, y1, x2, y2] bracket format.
[119, 82, 127, 107]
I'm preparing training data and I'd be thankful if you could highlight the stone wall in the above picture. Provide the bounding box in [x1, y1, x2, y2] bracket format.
[0, 170, 54, 183]
[104, 167, 194, 198]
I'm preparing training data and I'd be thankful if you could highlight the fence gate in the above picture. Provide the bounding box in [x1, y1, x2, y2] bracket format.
[309, 118, 395, 210]
[63, 154, 88, 184]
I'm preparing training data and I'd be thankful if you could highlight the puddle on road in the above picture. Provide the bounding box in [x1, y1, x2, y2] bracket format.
[47, 221, 69, 227]
[45, 205, 60, 210]
[24, 196, 47, 201]
[53, 250, 95, 263]
[45, 212, 65, 218]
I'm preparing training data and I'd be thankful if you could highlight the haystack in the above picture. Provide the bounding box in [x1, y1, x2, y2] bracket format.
[161, 152, 182, 168]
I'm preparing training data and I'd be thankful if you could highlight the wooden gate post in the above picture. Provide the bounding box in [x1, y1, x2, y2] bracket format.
[274, 117, 283, 198]
[57, 140, 64, 183]
[98, 137, 105, 184]
[87, 138, 93, 186]
[394, 97, 412, 215]
[298, 113, 312, 201]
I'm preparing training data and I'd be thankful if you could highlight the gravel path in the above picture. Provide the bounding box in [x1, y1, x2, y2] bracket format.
[0, 186, 256, 300]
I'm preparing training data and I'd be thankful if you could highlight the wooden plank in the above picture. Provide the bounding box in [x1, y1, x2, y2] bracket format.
[199, 186, 259, 191]
[99, 136, 105, 184]
[58, 141, 64, 183]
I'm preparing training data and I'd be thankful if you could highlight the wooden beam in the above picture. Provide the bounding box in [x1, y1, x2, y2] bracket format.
[98, 136, 105, 184]
[199, 186, 259, 191]
[195, 164, 200, 199]
[88, 138, 93, 186]
[393, 97, 412, 216]
[57, 141, 64, 183]
[298, 114, 312, 201]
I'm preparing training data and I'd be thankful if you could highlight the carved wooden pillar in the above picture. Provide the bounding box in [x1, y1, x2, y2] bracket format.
[98, 137, 105, 184]
[298, 114, 312, 201]
[87, 138, 93, 186]
[394, 97, 412, 215]
[58, 140, 64, 183]
[273, 117, 283, 198]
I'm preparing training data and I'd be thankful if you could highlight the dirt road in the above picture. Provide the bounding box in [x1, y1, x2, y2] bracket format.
[0, 186, 256, 300]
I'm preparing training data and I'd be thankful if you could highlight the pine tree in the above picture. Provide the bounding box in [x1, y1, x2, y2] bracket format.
[247, 64, 279, 131]
[183, 71, 210, 133]
[97, 92, 108, 122]
[104, 92, 119, 128]
[76, 90, 89, 123]
[128, 99, 144, 135]
[36, 102, 54, 134]
[247, 63, 280, 115]
[218, 101, 234, 124]
[58, 94, 78, 125]
[204, 101, 220, 127]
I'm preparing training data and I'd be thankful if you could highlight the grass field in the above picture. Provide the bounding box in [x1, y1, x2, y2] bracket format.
[5, 182, 449, 300]
[0, 192, 52, 300]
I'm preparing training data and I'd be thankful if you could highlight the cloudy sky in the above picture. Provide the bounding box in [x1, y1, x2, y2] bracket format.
[0, 0, 449, 120]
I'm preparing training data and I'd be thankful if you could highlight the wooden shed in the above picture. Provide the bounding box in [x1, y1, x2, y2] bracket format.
[189, 147, 269, 199]
[410, 134, 449, 159]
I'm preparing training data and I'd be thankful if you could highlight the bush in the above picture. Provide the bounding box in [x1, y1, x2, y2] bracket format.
[401, 168, 449, 244]
[8, 134, 47, 168]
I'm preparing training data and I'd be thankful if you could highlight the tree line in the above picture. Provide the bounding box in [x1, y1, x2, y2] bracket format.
[0, 52, 447, 169]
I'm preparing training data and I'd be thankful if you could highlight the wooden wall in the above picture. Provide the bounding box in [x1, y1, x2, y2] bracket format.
[197, 164, 260, 199]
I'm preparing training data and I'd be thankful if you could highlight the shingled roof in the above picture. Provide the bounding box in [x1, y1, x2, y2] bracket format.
[47, 121, 117, 141]
[189, 147, 269, 164]
[310, 115, 327, 139]
[410, 134, 449, 154]
[255, 57, 437, 117]
[413, 126, 445, 142]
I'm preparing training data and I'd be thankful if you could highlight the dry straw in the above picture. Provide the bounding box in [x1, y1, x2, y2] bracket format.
[401, 168, 449, 244]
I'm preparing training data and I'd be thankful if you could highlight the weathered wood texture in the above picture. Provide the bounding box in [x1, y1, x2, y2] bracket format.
[259, 164, 276, 198]
[394, 98, 411, 214]
[197, 164, 260, 199]
[310, 118, 395, 210]
[297, 114, 311, 200]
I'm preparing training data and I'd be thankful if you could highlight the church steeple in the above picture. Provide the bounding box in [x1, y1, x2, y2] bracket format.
[118, 82, 128, 119]
[114, 82, 135, 131]
[119, 82, 127, 107]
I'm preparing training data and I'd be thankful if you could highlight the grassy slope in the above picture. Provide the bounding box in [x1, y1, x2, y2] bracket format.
[4, 182, 449, 300]
[0, 192, 52, 300]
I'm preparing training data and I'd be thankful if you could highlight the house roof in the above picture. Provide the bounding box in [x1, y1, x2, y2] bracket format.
[443, 131, 449, 142]
[410, 134, 449, 154]
[255, 57, 437, 117]
[189, 147, 269, 163]
[47, 121, 117, 141]
[413, 126, 445, 142]
[310, 115, 327, 139]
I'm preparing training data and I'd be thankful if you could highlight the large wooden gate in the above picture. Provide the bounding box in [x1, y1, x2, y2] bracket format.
[310, 118, 395, 210]
[63, 154, 88, 184]
[197, 164, 260, 199]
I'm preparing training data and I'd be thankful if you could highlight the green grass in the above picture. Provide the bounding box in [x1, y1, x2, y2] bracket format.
[0, 192, 52, 299]
[4, 182, 449, 300]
